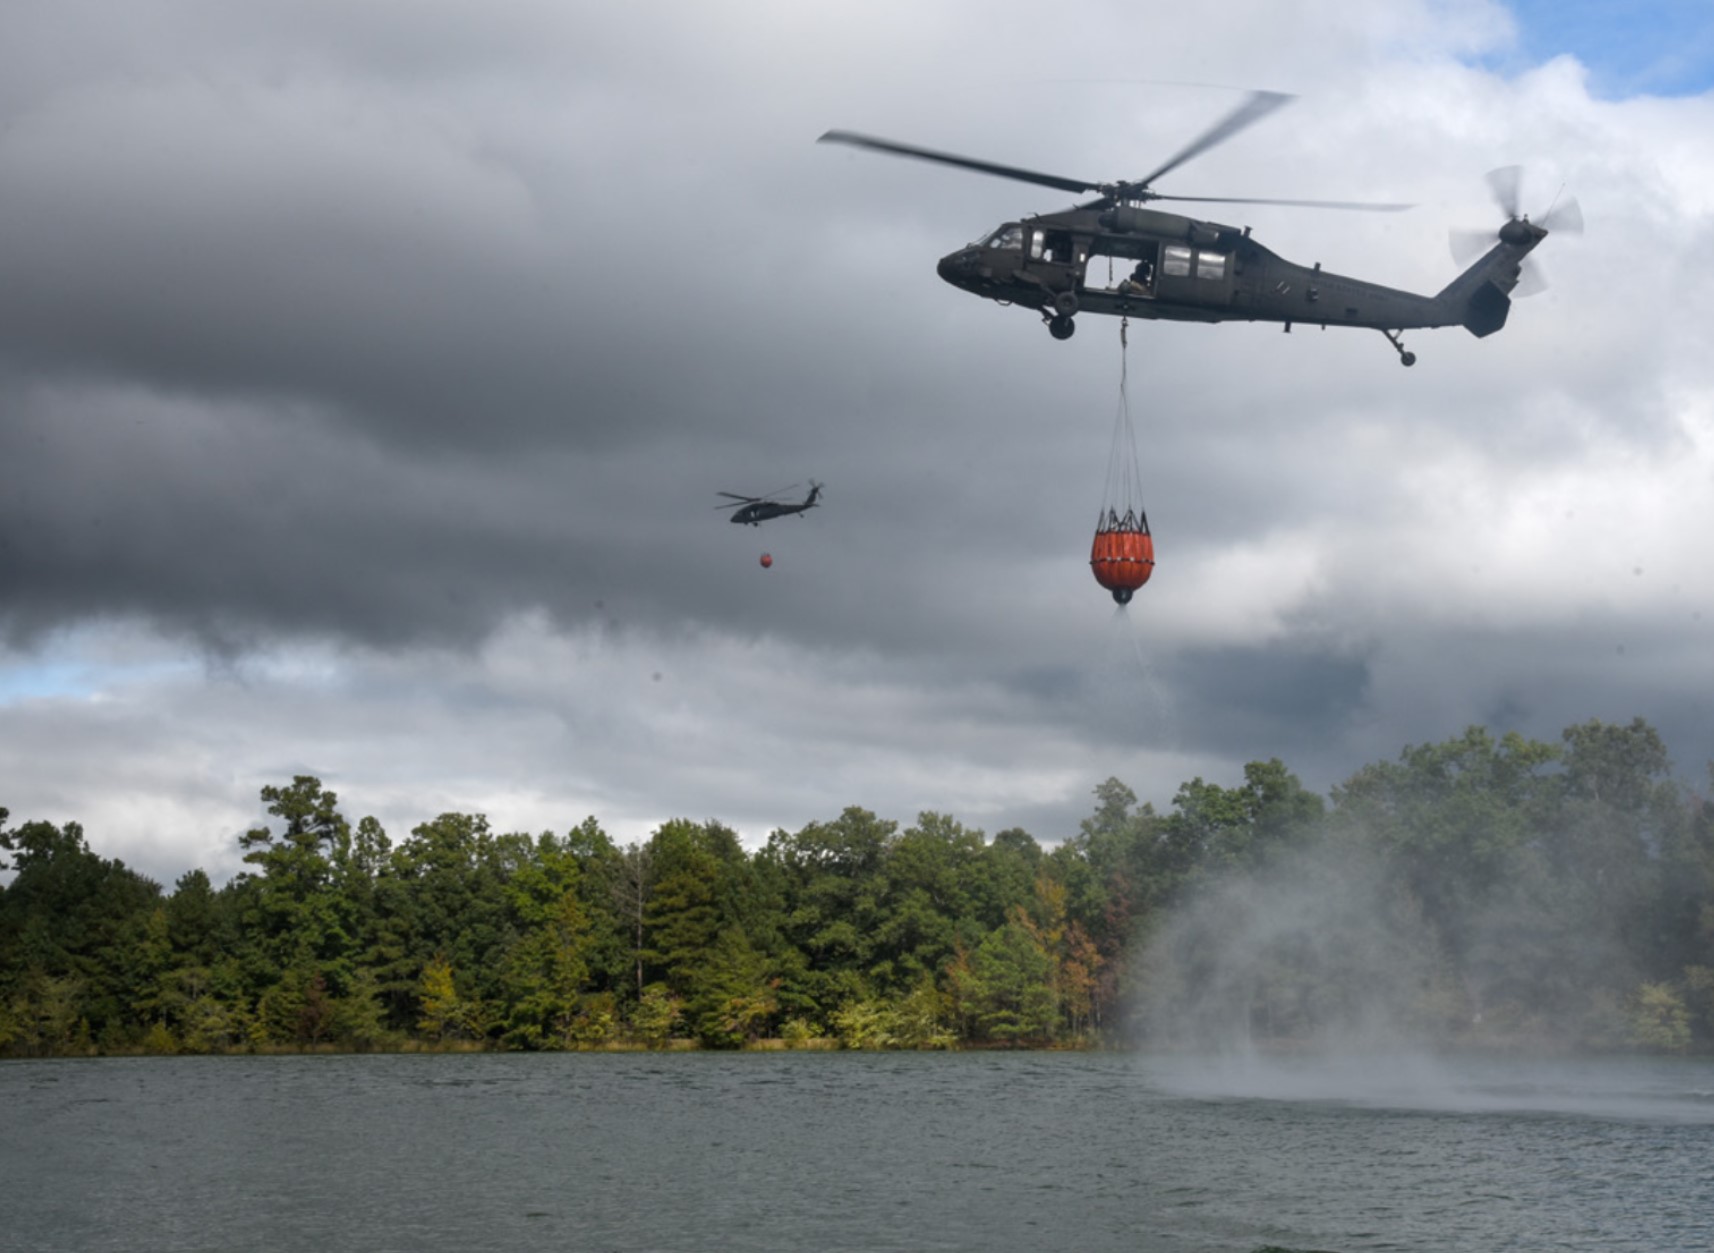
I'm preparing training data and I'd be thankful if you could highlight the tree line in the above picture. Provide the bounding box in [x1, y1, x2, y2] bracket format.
[3, 717, 1713, 1055]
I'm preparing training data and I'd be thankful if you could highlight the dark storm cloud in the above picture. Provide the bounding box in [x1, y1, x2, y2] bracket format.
[0, 77, 626, 450]
[1, 0, 1125, 659]
[1175, 643, 1374, 759]
[0, 358, 1089, 656]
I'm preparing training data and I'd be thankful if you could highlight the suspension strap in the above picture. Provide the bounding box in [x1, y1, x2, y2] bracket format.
[1119, 317, 1128, 395]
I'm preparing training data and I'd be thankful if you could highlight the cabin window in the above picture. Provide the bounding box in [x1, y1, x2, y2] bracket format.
[984, 225, 1023, 251]
[1196, 251, 1228, 281]
[1029, 229, 1073, 263]
[1162, 245, 1192, 277]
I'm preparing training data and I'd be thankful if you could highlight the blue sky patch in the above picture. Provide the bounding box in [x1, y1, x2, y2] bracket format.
[1490, 0, 1714, 97]
[0, 645, 198, 707]
[0, 662, 90, 706]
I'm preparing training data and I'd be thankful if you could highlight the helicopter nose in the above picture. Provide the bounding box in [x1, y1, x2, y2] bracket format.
[937, 248, 978, 289]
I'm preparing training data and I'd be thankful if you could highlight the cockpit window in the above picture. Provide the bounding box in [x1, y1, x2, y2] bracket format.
[981, 225, 1023, 251]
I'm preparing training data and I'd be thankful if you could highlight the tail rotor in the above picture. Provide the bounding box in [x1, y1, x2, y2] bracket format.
[1449, 167, 1582, 296]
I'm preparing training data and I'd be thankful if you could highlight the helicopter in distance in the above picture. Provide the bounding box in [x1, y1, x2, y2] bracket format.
[819, 92, 1581, 365]
[717, 482, 824, 526]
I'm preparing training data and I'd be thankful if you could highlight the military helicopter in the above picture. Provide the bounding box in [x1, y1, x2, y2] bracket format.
[820, 92, 1581, 365]
[717, 482, 824, 526]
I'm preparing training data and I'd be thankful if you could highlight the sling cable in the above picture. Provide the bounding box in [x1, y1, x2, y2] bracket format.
[1090, 318, 1155, 604]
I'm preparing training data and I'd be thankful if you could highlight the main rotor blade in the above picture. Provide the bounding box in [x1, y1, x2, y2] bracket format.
[818, 130, 1098, 195]
[716, 492, 757, 501]
[1158, 192, 1413, 212]
[1130, 90, 1294, 190]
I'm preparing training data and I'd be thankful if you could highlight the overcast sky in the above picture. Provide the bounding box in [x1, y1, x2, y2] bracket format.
[4, 0, 1714, 887]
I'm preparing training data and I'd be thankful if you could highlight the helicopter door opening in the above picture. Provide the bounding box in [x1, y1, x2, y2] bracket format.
[1084, 242, 1162, 298]
[1027, 227, 1077, 266]
[1022, 227, 1088, 309]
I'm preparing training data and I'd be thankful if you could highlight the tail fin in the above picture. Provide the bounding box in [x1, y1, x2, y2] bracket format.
[1460, 278, 1512, 338]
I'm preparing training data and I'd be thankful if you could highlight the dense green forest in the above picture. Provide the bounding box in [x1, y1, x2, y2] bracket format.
[4, 717, 1713, 1056]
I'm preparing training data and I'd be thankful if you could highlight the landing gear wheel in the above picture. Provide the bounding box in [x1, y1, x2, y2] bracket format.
[1053, 290, 1080, 318]
[1382, 328, 1416, 367]
[1048, 314, 1076, 340]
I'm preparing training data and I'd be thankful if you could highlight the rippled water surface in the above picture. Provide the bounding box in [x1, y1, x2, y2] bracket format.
[5, 1051, 1713, 1252]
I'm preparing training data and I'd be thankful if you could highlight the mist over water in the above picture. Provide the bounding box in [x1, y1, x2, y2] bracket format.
[1144, 1050, 1714, 1124]
[1129, 828, 1714, 1124]
[1133, 839, 1446, 1054]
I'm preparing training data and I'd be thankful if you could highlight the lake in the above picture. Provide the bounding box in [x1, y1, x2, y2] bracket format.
[5, 1050, 1712, 1251]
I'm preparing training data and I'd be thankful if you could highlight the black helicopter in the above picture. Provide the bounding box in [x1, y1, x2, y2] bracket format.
[820, 92, 1581, 365]
[717, 482, 824, 526]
